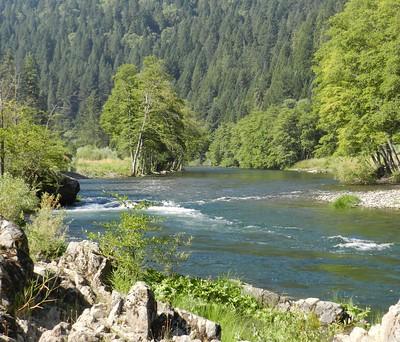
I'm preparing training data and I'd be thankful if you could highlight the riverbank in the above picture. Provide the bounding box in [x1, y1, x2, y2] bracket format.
[74, 158, 131, 178]
[316, 188, 400, 209]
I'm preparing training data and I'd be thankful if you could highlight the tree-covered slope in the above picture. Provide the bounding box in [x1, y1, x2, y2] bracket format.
[0, 0, 344, 126]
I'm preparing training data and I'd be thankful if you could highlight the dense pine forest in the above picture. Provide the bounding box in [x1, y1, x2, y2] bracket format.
[0, 0, 399, 180]
[0, 0, 344, 128]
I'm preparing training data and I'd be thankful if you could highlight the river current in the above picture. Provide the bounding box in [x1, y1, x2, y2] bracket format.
[66, 167, 400, 311]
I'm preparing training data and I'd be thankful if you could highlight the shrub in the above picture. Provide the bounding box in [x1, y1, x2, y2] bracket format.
[333, 157, 377, 185]
[0, 174, 38, 224]
[89, 199, 191, 293]
[76, 145, 118, 160]
[26, 193, 67, 261]
[333, 195, 361, 209]
[147, 273, 341, 341]
[389, 171, 400, 184]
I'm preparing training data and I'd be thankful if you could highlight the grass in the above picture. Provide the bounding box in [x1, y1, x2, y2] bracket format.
[290, 158, 336, 173]
[147, 272, 345, 342]
[332, 195, 361, 209]
[74, 158, 131, 178]
[26, 194, 67, 261]
[292, 157, 377, 185]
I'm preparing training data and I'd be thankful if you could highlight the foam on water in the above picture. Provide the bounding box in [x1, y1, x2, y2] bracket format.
[328, 235, 394, 252]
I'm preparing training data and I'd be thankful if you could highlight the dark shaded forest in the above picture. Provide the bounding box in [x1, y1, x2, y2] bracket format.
[0, 0, 344, 130]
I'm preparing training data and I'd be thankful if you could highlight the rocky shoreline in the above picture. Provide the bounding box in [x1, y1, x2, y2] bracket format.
[1, 218, 399, 341]
[316, 188, 400, 209]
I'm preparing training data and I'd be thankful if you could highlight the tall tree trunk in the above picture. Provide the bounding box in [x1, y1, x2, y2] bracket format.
[131, 94, 150, 176]
[0, 100, 4, 176]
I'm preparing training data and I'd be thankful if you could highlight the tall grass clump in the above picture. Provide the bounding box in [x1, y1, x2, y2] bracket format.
[0, 174, 38, 224]
[26, 193, 67, 261]
[148, 273, 342, 342]
[333, 195, 361, 209]
[76, 145, 118, 160]
[332, 157, 377, 185]
[389, 171, 400, 184]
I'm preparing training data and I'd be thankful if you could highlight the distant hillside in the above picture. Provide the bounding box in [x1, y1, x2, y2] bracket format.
[0, 0, 344, 126]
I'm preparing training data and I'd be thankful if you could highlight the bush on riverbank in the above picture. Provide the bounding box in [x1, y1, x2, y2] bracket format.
[26, 194, 67, 261]
[292, 157, 378, 185]
[74, 158, 131, 178]
[0, 174, 38, 224]
[332, 158, 377, 185]
[146, 272, 343, 341]
[76, 145, 119, 160]
[332, 195, 361, 209]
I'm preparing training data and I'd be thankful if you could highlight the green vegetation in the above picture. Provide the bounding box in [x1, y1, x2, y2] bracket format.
[26, 194, 67, 261]
[76, 145, 119, 161]
[101, 57, 205, 176]
[88, 199, 191, 293]
[0, 53, 69, 191]
[208, 100, 319, 169]
[146, 272, 342, 342]
[0, 174, 38, 225]
[332, 195, 361, 209]
[74, 158, 131, 178]
[313, 0, 400, 174]
[0, 0, 344, 128]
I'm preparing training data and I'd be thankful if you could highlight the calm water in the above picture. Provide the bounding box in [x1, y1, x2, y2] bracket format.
[66, 167, 400, 311]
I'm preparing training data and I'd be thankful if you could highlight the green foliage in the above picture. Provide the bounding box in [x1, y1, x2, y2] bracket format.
[0, 174, 38, 224]
[389, 171, 400, 184]
[26, 193, 67, 261]
[208, 99, 320, 170]
[0, 0, 345, 126]
[4, 120, 69, 187]
[74, 158, 131, 178]
[101, 57, 205, 175]
[76, 145, 118, 161]
[332, 158, 377, 185]
[14, 272, 59, 318]
[148, 273, 342, 342]
[332, 195, 361, 209]
[89, 199, 191, 293]
[313, 0, 400, 161]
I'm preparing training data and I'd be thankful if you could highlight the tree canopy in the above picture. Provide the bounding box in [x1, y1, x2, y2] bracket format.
[313, 0, 400, 172]
[101, 57, 204, 176]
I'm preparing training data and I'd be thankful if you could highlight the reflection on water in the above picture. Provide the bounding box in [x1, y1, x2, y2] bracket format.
[66, 167, 400, 310]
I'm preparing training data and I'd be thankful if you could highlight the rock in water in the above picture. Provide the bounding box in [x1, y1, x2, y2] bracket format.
[41, 174, 80, 206]
[0, 218, 34, 312]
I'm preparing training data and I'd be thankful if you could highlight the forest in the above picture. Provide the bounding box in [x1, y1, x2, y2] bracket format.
[0, 0, 399, 180]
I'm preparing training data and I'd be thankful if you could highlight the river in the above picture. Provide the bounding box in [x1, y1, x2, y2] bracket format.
[66, 167, 400, 311]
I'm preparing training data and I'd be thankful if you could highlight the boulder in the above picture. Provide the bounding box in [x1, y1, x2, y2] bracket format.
[0, 219, 34, 312]
[334, 300, 400, 342]
[38, 322, 71, 342]
[41, 174, 80, 206]
[58, 241, 112, 301]
[124, 282, 157, 338]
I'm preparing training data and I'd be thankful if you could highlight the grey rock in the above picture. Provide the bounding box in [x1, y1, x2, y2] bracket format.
[175, 308, 221, 341]
[58, 241, 112, 301]
[0, 219, 34, 312]
[38, 322, 71, 342]
[334, 300, 400, 342]
[124, 282, 157, 338]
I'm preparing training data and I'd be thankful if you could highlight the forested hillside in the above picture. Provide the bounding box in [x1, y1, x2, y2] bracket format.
[0, 0, 344, 130]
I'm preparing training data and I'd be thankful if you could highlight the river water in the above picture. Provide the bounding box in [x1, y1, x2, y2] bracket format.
[66, 167, 400, 311]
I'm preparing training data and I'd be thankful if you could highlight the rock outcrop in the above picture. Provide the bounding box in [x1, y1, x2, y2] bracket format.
[0, 239, 221, 342]
[334, 300, 400, 342]
[242, 283, 347, 325]
[0, 218, 34, 312]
